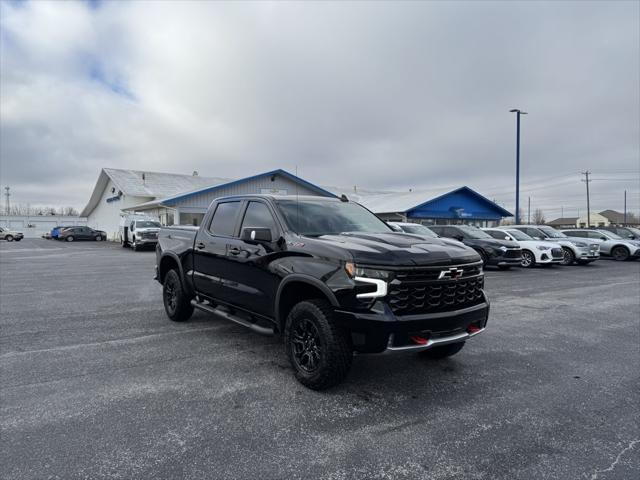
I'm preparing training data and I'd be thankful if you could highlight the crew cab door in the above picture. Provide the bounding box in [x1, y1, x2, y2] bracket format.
[225, 200, 282, 317]
[193, 201, 243, 303]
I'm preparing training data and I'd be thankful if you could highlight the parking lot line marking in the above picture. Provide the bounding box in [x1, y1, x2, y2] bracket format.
[0, 326, 222, 358]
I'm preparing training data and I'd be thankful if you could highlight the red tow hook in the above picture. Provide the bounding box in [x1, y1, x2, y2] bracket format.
[467, 324, 481, 334]
[410, 335, 429, 345]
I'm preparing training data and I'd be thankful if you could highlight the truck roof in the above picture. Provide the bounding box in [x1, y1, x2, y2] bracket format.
[213, 194, 343, 202]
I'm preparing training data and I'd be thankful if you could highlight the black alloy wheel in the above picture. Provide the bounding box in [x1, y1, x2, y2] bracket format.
[291, 318, 323, 374]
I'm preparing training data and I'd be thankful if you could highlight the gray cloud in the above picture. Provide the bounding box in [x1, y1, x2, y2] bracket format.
[1, 0, 638, 218]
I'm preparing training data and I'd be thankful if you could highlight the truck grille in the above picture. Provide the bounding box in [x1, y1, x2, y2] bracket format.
[142, 232, 158, 239]
[387, 275, 485, 316]
[551, 248, 563, 259]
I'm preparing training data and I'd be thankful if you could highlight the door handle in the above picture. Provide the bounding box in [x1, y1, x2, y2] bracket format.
[195, 242, 205, 250]
[228, 246, 241, 256]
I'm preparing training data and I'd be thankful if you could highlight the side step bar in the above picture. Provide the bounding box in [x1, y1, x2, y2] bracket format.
[191, 300, 274, 336]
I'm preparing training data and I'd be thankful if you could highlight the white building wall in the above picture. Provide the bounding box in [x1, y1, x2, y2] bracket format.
[0, 215, 87, 238]
[86, 178, 152, 240]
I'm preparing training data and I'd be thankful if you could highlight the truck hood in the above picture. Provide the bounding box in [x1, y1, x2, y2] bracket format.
[302, 232, 480, 266]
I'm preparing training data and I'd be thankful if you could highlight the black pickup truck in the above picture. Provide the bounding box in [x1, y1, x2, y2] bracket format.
[156, 195, 490, 390]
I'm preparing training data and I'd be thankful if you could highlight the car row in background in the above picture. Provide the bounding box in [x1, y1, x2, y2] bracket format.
[43, 225, 107, 242]
[483, 228, 563, 268]
[0, 227, 24, 242]
[560, 228, 640, 261]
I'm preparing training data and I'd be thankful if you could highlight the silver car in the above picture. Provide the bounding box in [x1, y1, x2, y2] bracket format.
[560, 229, 640, 261]
[0, 227, 24, 242]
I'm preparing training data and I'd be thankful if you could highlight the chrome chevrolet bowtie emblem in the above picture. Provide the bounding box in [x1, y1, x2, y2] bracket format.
[438, 267, 464, 280]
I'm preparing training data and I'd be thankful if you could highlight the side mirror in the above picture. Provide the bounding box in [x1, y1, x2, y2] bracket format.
[454, 235, 464, 242]
[241, 227, 272, 244]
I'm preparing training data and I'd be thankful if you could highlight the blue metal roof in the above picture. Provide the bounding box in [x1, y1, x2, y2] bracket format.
[161, 169, 337, 205]
[406, 186, 512, 220]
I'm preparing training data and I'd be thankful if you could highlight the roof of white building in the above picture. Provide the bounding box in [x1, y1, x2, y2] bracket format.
[80, 168, 230, 217]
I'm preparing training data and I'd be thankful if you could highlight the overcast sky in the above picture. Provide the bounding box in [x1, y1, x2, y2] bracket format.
[1, 0, 638, 218]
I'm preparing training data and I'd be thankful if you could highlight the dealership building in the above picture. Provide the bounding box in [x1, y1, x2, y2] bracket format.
[81, 167, 512, 240]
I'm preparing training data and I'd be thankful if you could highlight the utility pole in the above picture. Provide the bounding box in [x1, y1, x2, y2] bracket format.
[623, 190, 627, 226]
[4, 186, 9, 215]
[510, 109, 527, 224]
[527, 197, 531, 224]
[561, 205, 564, 218]
[581, 171, 592, 228]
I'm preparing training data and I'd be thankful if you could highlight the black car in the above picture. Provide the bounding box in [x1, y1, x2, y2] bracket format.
[598, 226, 640, 240]
[58, 226, 107, 242]
[155, 195, 490, 390]
[426, 225, 522, 269]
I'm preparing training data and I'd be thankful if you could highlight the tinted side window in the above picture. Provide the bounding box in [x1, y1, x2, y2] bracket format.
[209, 202, 241, 237]
[240, 202, 277, 236]
[486, 230, 504, 240]
[587, 231, 604, 239]
[569, 231, 586, 238]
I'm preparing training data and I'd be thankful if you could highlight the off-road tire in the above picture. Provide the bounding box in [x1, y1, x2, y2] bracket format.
[521, 250, 535, 268]
[284, 299, 353, 390]
[612, 246, 630, 261]
[5, 235, 13, 242]
[422, 341, 465, 359]
[561, 247, 575, 265]
[163, 269, 193, 322]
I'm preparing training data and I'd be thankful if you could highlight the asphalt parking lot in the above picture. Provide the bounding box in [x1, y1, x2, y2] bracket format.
[1, 239, 638, 480]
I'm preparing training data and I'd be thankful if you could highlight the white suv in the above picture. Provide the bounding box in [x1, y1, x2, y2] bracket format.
[499, 225, 600, 265]
[484, 228, 563, 268]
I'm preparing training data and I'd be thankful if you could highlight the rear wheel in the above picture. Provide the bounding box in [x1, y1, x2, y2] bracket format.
[561, 247, 574, 265]
[285, 299, 352, 390]
[422, 342, 465, 359]
[5, 235, 13, 242]
[612, 246, 630, 261]
[521, 250, 535, 268]
[163, 269, 193, 321]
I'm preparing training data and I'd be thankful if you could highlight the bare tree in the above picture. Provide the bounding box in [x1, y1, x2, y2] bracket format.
[63, 206, 79, 216]
[533, 209, 546, 224]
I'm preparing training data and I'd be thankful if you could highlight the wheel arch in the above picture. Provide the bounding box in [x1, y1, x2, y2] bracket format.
[275, 275, 340, 332]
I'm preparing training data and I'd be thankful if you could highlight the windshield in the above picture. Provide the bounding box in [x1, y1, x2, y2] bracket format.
[399, 224, 438, 237]
[276, 200, 392, 236]
[458, 226, 492, 239]
[538, 226, 567, 238]
[506, 229, 533, 241]
[626, 227, 640, 236]
[136, 221, 161, 228]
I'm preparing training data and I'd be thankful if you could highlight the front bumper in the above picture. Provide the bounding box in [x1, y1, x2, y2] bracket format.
[136, 237, 159, 244]
[334, 294, 490, 354]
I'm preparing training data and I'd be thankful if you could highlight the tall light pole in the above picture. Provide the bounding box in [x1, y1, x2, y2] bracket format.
[510, 109, 527, 224]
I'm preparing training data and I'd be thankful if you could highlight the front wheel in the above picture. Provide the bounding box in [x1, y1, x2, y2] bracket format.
[561, 247, 575, 265]
[421, 341, 465, 359]
[95, 236, 102, 242]
[66, 236, 74, 242]
[612, 246, 630, 261]
[285, 299, 353, 390]
[5, 235, 13, 242]
[521, 250, 535, 268]
[163, 269, 193, 322]
[132, 237, 139, 251]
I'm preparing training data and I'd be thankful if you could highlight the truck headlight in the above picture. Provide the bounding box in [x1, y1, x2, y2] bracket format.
[345, 263, 390, 299]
